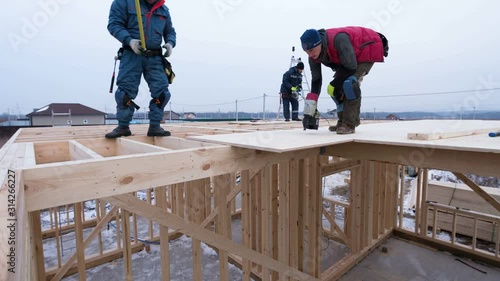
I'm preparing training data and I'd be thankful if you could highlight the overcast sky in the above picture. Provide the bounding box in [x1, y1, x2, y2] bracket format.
[2, 0, 500, 116]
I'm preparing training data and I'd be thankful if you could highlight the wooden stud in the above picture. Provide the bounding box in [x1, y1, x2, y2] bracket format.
[271, 164, 279, 281]
[192, 180, 205, 280]
[155, 186, 171, 281]
[74, 203, 86, 281]
[215, 174, 230, 281]
[415, 168, 422, 234]
[288, 159, 299, 270]
[147, 188, 154, 240]
[278, 161, 290, 281]
[31, 211, 46, 281]
[261, 165, 271, 281]
[420, 169, 429, 237]
[399, 165, 405, 228]
[240, 170, 252, 281]
[121, 209, 133, 281]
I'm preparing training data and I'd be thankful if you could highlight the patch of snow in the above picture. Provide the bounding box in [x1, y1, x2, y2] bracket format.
[36, 106, 49, 112]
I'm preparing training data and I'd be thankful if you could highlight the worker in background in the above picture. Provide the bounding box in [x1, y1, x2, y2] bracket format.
[300, 26, 388, 134]
[280, 62, 304, 121]
[105, 0, 176, 138]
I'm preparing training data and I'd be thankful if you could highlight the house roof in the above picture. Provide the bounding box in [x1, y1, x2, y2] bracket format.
[164, 110, 180, 116]
[27, 103, 105, 116]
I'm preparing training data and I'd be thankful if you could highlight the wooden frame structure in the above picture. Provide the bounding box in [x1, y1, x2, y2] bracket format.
[1, 120, 500, 281]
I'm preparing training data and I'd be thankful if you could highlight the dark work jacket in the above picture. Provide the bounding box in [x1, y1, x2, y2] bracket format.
[280, 67, 302, 95]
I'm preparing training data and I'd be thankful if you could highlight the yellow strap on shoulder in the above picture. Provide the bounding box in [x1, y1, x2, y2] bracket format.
[134, 0, 146, 50]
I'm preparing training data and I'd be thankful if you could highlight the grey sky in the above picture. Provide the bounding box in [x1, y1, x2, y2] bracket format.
[2, 0, 500, 116]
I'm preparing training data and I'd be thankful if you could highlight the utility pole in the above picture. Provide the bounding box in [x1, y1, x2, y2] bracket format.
[235, 100, 238, 121]
[373, 108, 376, 120]
[262, 93, 266, 120]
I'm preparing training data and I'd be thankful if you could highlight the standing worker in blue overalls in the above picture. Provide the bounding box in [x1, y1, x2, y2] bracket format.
[279, 62, 304, 122]
[106, 0, 176, 138]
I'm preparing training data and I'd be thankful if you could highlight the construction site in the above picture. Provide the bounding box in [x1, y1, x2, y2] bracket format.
[1, 119, 500, 280]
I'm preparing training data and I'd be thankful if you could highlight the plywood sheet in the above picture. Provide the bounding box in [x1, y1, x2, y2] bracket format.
[189, 127, 354, 153]
[407, 120, 500, 140]
[189, 120, 500, 153]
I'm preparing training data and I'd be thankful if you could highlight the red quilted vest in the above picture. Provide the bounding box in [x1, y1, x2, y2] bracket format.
[325, 27, 385, 64]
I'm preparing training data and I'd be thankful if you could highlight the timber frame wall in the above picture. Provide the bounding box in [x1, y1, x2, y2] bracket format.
[0, 121, 499, 281]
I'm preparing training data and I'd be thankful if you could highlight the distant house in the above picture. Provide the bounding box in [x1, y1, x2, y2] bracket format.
[386, 114, 400, 121]
[183, 112, 197, 119]
[27, 103, 105, 126]
[163, 110, 180, 122]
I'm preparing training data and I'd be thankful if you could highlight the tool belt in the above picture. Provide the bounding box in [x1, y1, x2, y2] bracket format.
[119, 45, 175, 84]
[123, 45, 162, 57]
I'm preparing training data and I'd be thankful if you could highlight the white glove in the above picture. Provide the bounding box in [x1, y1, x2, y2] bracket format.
[162, 43, 173, 57]
[129, 39, 143, 55]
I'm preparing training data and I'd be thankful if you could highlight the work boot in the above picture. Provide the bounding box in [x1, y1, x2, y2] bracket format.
[329, 111, 343, 132]
[285, 119, 290, 122]
[147, 125, 171, 137]
[336, 124, 355, 134]
[105, 125, 132, 139]
[292, 117, 302, 121]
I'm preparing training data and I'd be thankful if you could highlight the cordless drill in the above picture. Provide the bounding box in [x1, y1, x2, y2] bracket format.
[302, 93, 320, 130]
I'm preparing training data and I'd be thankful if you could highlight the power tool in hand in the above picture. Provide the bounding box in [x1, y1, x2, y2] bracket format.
[302, 93, 320, 130]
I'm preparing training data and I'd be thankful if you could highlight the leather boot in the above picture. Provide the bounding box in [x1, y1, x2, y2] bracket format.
[147, 125, 171, 137]
[329, 111, 343, 132]
[336, 124, 355, 134]
[105, 125, 132, 139]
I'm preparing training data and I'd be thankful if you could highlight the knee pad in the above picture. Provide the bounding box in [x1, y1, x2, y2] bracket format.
[150, 91, 171, 109]
[116, 90, 138, 109]
[343, 75, 361, 101]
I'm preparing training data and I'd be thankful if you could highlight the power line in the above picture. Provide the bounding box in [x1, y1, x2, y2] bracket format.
[173, 95, 262, 107]
[364, 87, 500, 98]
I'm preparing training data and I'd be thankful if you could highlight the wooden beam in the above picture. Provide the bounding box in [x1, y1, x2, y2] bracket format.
[325, 142, 500, 177]
[452, 172, 500, 213]
[154, 187, 171, 281]
[240, 170, 252, 281]
[24, 146, 319, 211]
[105, 194, 320, 281]
[408, 127, 500, 141]
[121, 209, 133, 281]
[116, 138, 172, 155]
[0, 142, 32, 281]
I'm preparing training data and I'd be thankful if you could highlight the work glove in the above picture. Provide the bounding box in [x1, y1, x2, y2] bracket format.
[129, 39, 143, 55]
[327, 83, 335, 98]
[291, 86, 297, 92]
[162, 43, 173, 57]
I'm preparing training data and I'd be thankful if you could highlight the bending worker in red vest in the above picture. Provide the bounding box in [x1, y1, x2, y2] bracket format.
[300, 27, 388, 134]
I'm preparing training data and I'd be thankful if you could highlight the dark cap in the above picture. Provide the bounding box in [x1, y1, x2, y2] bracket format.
[300, 29, 321, 51]
[296, 62, 304, 69]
